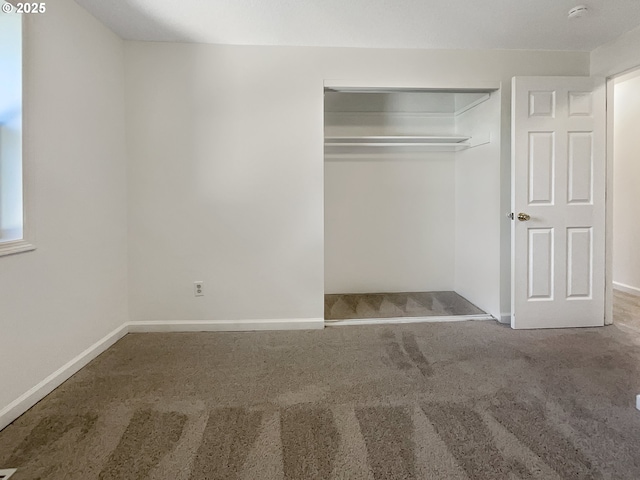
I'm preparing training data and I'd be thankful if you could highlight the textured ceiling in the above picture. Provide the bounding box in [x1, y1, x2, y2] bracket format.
[74, 0, 640, 51]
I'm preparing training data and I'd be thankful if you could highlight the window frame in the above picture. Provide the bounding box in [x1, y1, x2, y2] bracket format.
[0, 10, 34, 257]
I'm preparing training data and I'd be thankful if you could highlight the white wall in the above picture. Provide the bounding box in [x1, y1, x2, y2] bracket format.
[591, 24, 640, 78]
[125, 43, 589, 322]
[0, 0, 128, 416]
[613, 70, 640, 294]
[324, 154, 456, 294]
[454, 92, 502, 318]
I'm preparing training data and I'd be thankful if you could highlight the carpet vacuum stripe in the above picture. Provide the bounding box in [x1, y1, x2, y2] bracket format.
[1, 400, 599, 480]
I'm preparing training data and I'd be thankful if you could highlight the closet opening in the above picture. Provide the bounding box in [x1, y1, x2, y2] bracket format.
[323, 86, 501, 325]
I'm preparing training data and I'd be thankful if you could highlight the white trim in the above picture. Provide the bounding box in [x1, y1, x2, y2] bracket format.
[0, 323, 128, 431]
[613, 281, 640, 297]
[454, 93, 491, 116]
[323, 80, 500, 92]
[499, 313, 511, 324]
[325, 314, 494, 327]
[0, 468, 17, 479]
[605, 77, 615, 326]
[127, 318, 324, 333]
[325, 111, 452, 118]
[0, 317, 324, 431]
[0, 240, 35, 257]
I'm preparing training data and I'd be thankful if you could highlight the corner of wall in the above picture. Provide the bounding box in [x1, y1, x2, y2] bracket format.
[591, 24, 640, 77]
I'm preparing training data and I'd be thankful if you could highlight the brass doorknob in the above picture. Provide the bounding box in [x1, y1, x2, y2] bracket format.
[517, 212, 531, 221]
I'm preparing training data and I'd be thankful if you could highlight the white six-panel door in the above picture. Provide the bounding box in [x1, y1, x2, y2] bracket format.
[511, 76, 606, 329]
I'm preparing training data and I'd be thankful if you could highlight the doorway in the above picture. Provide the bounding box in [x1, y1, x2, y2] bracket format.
[611, 67, 640, 331]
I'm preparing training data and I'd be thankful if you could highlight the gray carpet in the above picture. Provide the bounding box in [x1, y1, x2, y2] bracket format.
[2, 320, 640, 479]
[325, 291, 485, 320]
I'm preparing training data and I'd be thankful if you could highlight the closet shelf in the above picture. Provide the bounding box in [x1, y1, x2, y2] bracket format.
[325, 135, 471, 145]
[324, 134, 489, 152]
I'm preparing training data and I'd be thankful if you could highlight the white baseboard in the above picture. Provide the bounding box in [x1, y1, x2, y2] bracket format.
[326, 314, 494, 327]
[127, 318, 325, 333]
[0, 323, 129, 432]
[499, 313, 511, 324]
[0, 317, 324, 431]
[613, 281, 640, 297]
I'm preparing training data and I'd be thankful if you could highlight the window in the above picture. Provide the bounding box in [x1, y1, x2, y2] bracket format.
[0, 3, 32, 256]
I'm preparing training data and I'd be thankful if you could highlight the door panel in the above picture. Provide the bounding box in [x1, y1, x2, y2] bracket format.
[567, 132, 593, 204]
[528, 132, 555, 204]
[512, 76, 606, 329]
[566, 227, 592, 298]
[528, 228, 554, 299]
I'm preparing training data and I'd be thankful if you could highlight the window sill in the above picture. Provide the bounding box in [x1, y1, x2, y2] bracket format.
[0, 239, 36, 257]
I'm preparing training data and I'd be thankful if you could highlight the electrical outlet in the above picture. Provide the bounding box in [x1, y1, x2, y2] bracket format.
[194, 281, 204, 297]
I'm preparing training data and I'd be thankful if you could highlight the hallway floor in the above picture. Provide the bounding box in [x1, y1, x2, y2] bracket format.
[614, 289, 640, 331]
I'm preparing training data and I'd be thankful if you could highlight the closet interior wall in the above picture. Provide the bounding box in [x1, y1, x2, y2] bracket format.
[324, 88, 501, 319]
[453, 91, 501, 318]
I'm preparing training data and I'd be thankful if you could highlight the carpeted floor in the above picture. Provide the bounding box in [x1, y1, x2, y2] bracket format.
[325, 291, 485, 320]
[2, 319, 640, 478]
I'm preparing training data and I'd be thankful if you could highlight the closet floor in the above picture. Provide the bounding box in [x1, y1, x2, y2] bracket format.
[325, 291, 485, 321]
